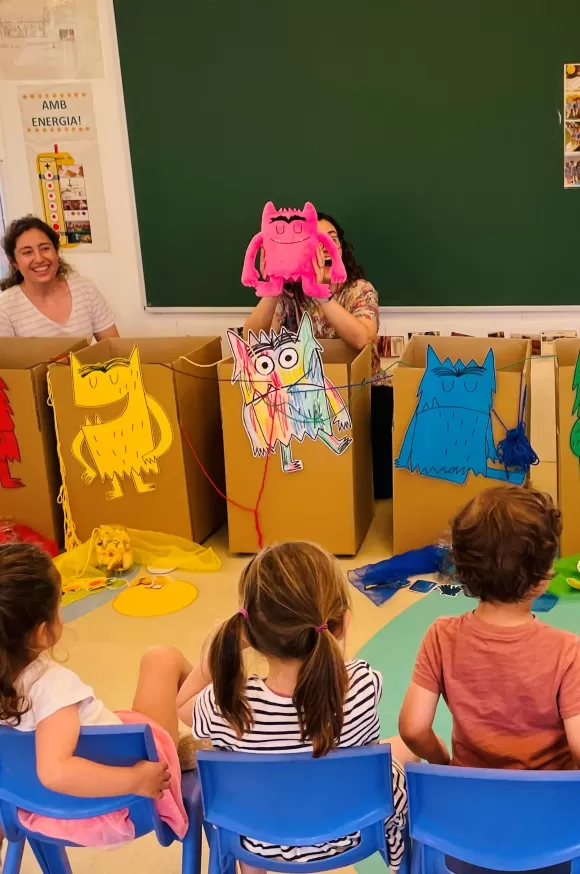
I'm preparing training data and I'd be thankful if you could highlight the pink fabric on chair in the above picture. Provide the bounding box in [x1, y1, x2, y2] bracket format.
[18, 710, 188, 846]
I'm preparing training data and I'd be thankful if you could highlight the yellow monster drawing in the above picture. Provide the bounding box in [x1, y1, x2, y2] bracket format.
[70, 346, 173, 500]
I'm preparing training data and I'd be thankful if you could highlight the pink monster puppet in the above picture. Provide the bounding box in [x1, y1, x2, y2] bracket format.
[241, 202, 347, 299]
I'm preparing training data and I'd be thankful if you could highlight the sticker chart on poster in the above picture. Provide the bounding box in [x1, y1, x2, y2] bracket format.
[227, 312, 352, 474]
[70, 347, 173, 500]
[565, 64, 580, 188]
[19, 85, 109, 250]
[0, 0, 103, 79]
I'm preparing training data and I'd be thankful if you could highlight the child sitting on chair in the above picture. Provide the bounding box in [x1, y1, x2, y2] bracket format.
[0, 542, 195, 845]
[177, 541, 414, 872]
[399, 485, 580, 770]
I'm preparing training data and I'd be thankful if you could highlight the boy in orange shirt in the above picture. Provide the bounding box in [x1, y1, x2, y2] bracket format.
[399, 486, 580, 770]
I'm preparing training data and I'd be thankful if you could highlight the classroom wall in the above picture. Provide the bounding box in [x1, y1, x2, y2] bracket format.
[0, 0, 569, 500]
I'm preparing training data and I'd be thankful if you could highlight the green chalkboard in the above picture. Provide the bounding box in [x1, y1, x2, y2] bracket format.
[114, 0, 579, 309]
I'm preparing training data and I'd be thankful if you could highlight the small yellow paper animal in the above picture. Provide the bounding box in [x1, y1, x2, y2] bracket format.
[70, 346, 173, 500]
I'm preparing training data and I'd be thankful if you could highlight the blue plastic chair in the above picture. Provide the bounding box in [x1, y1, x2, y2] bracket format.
[406, 762, 580, 874]
[197, 745, 409, 874]
[0, 724, 202, 874]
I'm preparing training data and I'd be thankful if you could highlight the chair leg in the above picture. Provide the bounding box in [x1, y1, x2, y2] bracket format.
[3, 840, 25, 874]
[28, 840, 72, 874]
[181, 802, 202, 874]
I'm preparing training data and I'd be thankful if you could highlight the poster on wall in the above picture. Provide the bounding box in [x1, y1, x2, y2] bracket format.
[0, 0, 102, 80]
[18, 84, 110, 252]
[565, 64, 580, 188]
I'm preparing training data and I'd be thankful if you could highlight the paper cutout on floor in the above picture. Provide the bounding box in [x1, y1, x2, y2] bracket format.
[70, 346, 173, 499]
[570, 350, 580, 465]
[241, 202, 346, 299]
[227, 312, 352, 473]
[396, 346, 525, 485]
[0, 378, 23, 489]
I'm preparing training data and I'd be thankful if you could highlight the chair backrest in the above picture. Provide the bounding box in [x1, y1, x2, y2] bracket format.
[197, 746, 394, 847]
[0, 724, 164, 843]
[406, 763, 580, 870]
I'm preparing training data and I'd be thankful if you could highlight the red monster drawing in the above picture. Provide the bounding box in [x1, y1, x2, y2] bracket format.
[0, 378, 23, 489]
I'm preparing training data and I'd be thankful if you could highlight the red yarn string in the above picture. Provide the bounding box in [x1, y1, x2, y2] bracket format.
[180, 396, 276, 550]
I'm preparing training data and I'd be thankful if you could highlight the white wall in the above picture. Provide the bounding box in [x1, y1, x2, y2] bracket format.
[1, 0, 579, 346]
[0, 0, 573, 496]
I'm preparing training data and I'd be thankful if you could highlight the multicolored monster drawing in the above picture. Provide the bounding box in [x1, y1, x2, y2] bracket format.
[70, 346, 173, 500]
[395, 346, 525, 485]
[227, 313, 352, 473]
[0, 378, 23, 489]
[570, 350, 580, 463]
[241, 201, 347, 299]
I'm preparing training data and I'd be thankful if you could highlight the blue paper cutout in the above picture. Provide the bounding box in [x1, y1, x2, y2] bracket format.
[396, 346, 525, 485]
[532, 592, 558, 613]
[437, 583, 462, 597]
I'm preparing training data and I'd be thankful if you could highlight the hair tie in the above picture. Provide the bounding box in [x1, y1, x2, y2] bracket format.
[315, 623, 328, 633]
[238, 607, 248, 620]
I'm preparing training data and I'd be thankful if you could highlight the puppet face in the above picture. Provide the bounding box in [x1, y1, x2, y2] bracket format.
[418, 346, 496, 413]
[229, 313, 322, 393]
[71, 346, 144, 407]
[261, 201, 318, 247]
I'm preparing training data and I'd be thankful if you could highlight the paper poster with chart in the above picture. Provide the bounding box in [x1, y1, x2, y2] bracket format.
[19, 85, 109, 250]
[70, 347, 174, 500]
[226, 312, 352, 473]
[0, 0, 102, 79]
[565, 64, 580, 188]
[395, 346, 526, 485]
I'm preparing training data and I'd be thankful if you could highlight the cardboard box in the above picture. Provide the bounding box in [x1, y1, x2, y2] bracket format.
[48, 337, 225, 546]
[0, 337, 88, 544]
[393, 336, 531, 553]
[555, 340, 580, 557]
[218, 340, 373, 555]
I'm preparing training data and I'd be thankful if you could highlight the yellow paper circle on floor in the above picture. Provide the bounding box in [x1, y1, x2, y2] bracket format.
[113, 580, 198, 617]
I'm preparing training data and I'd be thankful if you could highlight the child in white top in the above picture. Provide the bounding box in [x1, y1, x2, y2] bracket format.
[0, 542, 196, 844]
[175, 541, 415, 873]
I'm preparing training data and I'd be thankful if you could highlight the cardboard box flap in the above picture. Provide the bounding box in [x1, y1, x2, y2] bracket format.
[400, 336, 530, 373]
[318, 339, 359, 366]
[69, 338, 215, 367]
[555, 339, 580, 368]
[0, 337, 87, 370]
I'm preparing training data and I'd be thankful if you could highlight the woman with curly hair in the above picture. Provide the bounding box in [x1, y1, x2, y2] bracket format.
[0, 216, 118, 340]
[244, 210, 393, 497]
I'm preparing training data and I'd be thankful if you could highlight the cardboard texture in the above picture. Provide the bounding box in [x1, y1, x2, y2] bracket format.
[48, 338, 225, 546]
[555, 340, 580, 557]
[219, 340, 373, 555]
[393, 336, 531, 553]
[0, 337, 88, 544]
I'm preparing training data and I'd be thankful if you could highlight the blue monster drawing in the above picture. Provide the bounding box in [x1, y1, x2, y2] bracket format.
[395, 346, 525, 485]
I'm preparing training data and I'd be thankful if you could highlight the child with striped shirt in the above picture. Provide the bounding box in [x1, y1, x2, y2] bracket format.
[177, 541, 414, 871]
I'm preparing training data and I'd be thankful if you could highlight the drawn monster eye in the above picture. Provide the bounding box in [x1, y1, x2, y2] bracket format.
[464, 379, 478, 393]
[109, 372, 119, 385]
[442, 379, 455, 392]
[254, 355, 275, 375]
[293, 222, 303, 234]
[278, 347, 299, 369]
[89, 376, 98, 389]
[275, 222, 286, 235]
